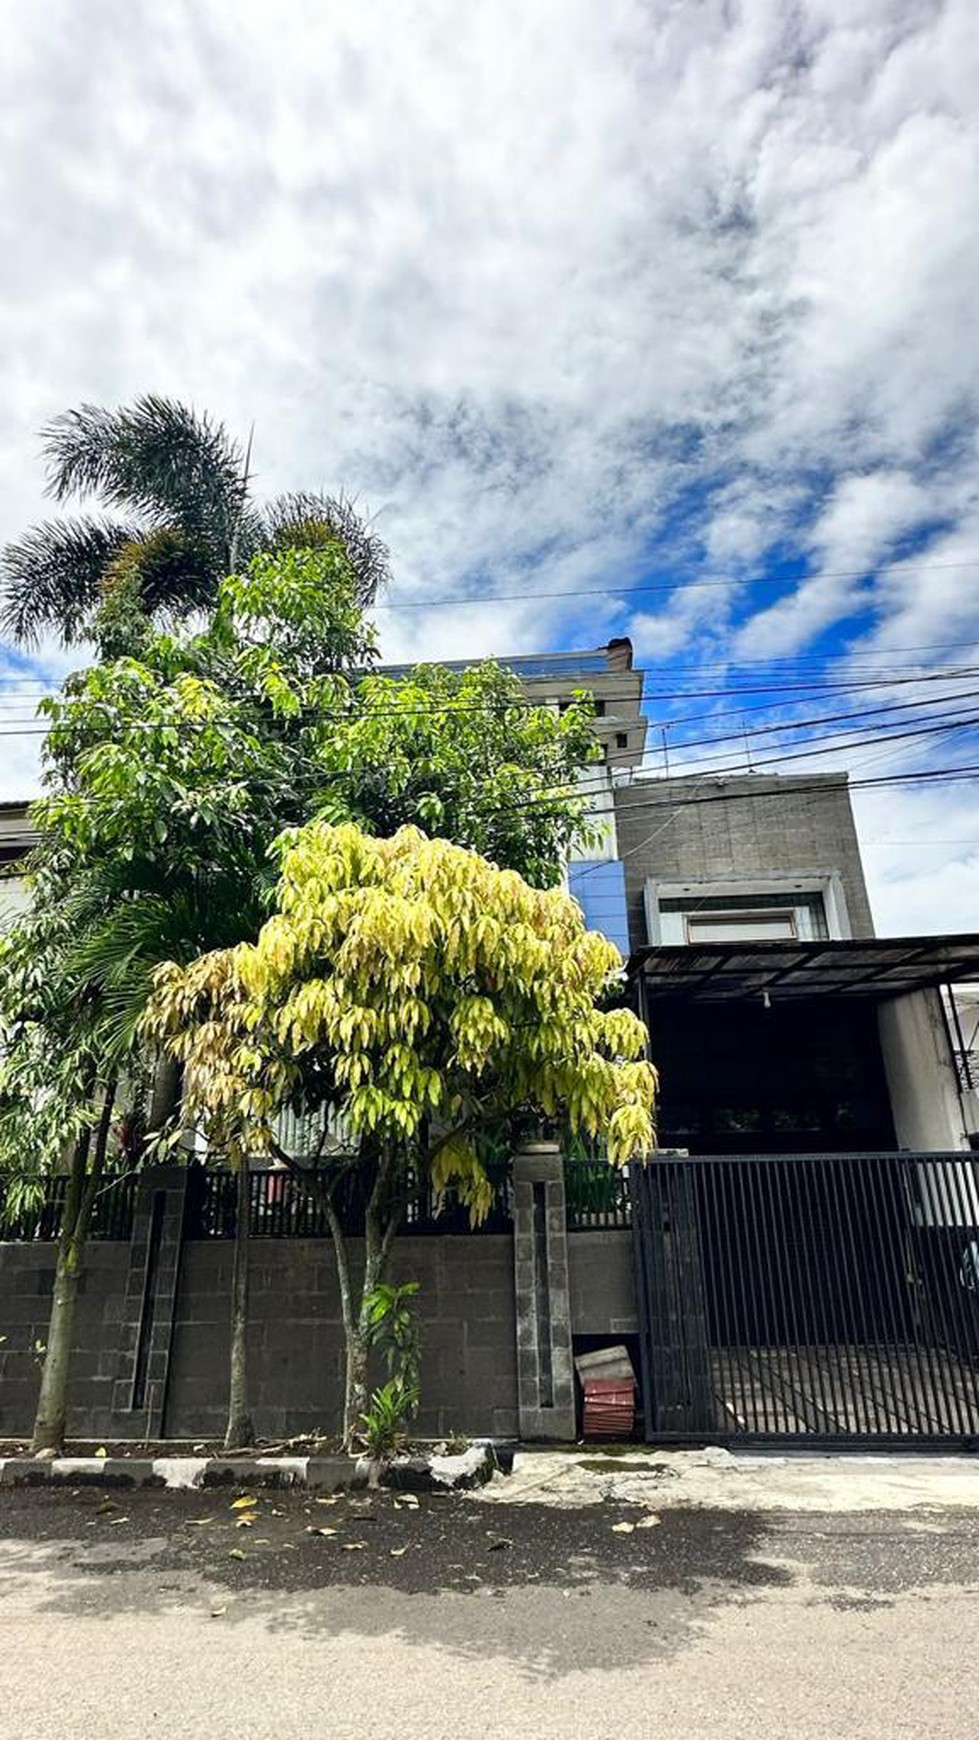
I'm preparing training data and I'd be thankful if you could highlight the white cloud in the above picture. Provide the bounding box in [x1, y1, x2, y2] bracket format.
[0, 0, 976, 924]
[736, 470, 934, 655]
[853, 782, 979, 934]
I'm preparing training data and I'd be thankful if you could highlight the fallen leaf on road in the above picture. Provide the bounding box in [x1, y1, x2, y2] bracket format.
[231, 1496, 257, 1510]
[235, 1517, 254, 1529]
[389, 1546, 409, 1558]
[342, 1542, 366, 1551]
[314, 1496, 339, 1506]
[306, 1526, 338, 1537]
[610, 1522, 635, 1534]
[109, 1517, 130, 1526]
[210, 1606, 227, 1618]
[636, 1515, 661, 1530]
[228, 1548, 246, 1561]
[187, 1518, 213, 1527]
[395, 1495, 419, 1509]
[488, 1537, 512, 1552]
[95, 1447, 107, 1459]
[95, 1500, 117, 1515]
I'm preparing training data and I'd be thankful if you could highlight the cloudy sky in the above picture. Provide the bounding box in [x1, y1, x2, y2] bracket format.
[0, 0, 977, 931]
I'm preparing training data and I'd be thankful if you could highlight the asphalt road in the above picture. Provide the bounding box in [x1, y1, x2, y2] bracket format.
[1, 1484, 977, 1739]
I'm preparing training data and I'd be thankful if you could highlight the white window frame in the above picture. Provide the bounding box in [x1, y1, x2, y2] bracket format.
[683, 908, 799, 944]
[644, 870, 853, 947]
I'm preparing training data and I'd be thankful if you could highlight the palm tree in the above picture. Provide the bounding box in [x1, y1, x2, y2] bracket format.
[1, 396, 389, 647]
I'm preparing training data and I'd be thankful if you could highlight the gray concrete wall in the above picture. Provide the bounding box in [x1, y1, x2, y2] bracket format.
[878, 989, 971, 1152]
[165, 1235, 519, 1441]
[568, 1231, 636, 1335]
[0, 1227, 639, 1442]
[0, 1243, 130, 1439]
[613, 772, 875, 951]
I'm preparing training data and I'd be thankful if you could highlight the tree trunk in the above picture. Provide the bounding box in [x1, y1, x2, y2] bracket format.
[31, 1084, 115, 1456]
[268, 1143, 401, 1453]
[223, 1161, 255, 1451]
[344, 1320, 371, 1449]
[147, 1053, 182, 1137]
[339, 1146, 399, 1451]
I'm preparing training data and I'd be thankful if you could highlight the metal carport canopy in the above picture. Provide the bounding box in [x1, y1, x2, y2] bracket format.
[627, 933, 979, 1003]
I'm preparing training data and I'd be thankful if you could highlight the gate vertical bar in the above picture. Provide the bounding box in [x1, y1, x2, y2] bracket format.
[850, 1154, 917, 1435]
[906, 1159, 961, 1434]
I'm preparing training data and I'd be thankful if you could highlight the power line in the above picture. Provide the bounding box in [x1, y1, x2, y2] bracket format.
[0, 664, 975, 740]
[0, 639, 977, 704]
[8, 740, 978, 873]
[567, 763, 979, 888]
[1, 693, 977, 835]
[370, 558, 979, 612]
[626, 762, 979, 802]
[658, 711, 979, 776]
[652, 687, 979, 757]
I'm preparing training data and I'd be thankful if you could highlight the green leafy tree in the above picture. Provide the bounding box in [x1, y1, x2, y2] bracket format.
[314, 661, 599, 888]
[1, 542, 601, 1453]
[0, 396, 389, 648]
[145, 822, 657, 1447]
[0, 893, 131, 1452]
[1, 544, 376, 1451]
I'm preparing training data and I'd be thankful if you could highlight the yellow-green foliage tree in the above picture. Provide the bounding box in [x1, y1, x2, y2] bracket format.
[144, 821, 656, 1445]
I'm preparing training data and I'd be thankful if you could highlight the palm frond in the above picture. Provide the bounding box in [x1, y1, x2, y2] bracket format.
[260, 491, 390, 605]
[63, 894, 179, 1050]
[42, 397, 249, 569]
[101, 528, 218, 619]
[0, 516, 142, 647]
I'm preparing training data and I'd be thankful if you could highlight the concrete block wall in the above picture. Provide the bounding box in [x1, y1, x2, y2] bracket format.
[568, 1231, 636, 1336]
[165, 1234, 520, 1441]
[1, 1224, 636, 1442]
[0, 1243, 130, 1438]
[613, 772, 875, 951]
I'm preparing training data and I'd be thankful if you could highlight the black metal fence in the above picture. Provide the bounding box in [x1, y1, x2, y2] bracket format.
[564, 1159, 631, 1230]
[0, 1173, 138, 1243]
[183, 1158, 515, 1239]
[182, 1157, 635, 1239]
[2, 1155, 632, 1243]
[631, 1152, 979, 1446]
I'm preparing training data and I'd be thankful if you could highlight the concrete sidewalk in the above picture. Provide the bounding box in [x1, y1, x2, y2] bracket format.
[475, 1445, 979, 1511]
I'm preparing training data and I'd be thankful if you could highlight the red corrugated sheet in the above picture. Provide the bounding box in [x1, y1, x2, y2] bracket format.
[582, 1377, 635, 1439]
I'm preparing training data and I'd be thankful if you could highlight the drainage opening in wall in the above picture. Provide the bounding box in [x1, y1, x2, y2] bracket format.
[572, 1334, 643, 1442]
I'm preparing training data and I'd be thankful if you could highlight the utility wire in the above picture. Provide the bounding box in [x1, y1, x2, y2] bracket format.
[0, 666, 975, 739]
[369, 558, 979, 611]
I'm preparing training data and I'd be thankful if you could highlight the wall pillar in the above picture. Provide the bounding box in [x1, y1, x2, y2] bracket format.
[878, 989, 969, 1151]
[110, 1166, 188, 1436]
[512, 1144, 576, 1441]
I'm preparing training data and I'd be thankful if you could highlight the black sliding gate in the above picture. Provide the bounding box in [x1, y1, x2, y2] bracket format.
[630, 1153, 979, 1447]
